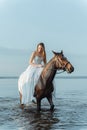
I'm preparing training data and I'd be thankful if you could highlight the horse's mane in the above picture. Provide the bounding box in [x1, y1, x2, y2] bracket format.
[41, 56, 55, 77]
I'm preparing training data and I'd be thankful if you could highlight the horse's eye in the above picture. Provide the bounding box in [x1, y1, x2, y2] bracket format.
[61, 57, 64, 60]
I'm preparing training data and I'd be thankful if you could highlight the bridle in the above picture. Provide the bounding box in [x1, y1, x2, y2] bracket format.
[56, 56, 70, 73]
[47, 57, 70, 74]
[56, 61, 70, 74]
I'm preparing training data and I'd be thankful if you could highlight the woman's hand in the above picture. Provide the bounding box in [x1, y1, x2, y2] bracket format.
[37, 64, 43, 67]
[30, 63, 44, 68]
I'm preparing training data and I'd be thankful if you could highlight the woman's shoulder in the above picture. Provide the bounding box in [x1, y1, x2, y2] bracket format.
[31, 51, 37, 56]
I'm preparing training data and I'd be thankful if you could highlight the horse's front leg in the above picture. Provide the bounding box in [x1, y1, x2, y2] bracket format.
[47, 94, 54, 111]
[37, 98, 41, 111]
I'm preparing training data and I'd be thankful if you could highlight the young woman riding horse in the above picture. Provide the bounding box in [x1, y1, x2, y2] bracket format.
[34, 50, 74, 111]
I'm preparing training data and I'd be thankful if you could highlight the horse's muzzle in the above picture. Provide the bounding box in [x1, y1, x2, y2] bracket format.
[69, 66, 74, 73]
[65, 63, 74, 73]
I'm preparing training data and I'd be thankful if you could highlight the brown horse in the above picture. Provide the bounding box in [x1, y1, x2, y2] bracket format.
[34, 50, 74, 111]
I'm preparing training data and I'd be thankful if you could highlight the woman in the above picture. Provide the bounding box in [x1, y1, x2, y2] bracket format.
[18, 43, 47, 107]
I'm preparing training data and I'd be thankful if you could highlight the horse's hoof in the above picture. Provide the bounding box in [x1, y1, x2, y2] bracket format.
[50, 105, 54, 111]
[20, 104, 24, 109]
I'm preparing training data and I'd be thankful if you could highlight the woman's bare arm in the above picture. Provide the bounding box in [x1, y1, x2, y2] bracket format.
[29, 51, 43, 67]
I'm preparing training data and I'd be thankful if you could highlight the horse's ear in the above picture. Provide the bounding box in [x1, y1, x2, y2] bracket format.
[61, 50, 63, 55]
[52, 50, 57, 55]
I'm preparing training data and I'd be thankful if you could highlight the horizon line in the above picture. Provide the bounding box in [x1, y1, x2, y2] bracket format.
[0, 76, 87, 79]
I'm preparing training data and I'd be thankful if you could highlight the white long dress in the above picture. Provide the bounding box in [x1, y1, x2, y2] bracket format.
[18, 56, 44, 105]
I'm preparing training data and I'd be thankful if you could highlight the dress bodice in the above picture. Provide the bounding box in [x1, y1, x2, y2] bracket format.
[33, 56, 43, 64]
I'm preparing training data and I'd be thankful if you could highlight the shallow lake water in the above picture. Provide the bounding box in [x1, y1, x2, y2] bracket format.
[0, 77, 87, 130]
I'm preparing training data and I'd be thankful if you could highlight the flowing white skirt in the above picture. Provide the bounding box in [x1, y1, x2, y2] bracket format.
[18, 65, 43, 104]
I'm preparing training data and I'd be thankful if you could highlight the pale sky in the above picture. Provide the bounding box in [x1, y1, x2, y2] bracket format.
[0, 0, 87, 76]
[0, 0, 87, 53]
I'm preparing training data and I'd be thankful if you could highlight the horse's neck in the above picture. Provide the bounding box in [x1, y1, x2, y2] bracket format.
[42, 58, 57, 83]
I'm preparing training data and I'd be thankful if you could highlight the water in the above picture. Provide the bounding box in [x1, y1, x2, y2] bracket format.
[0, 77, 87, 130]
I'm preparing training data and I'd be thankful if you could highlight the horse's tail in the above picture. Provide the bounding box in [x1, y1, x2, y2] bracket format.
[33, 91, 36, 97]
[33, 86, 37, 97]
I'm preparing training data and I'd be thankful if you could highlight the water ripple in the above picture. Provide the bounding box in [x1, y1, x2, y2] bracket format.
[0, 95, 87, 130]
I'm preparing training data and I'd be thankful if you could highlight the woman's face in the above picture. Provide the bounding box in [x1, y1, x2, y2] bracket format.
[37, 45, 43, 53]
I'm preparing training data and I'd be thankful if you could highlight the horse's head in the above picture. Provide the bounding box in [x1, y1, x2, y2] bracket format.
[52, 50, 74, 73]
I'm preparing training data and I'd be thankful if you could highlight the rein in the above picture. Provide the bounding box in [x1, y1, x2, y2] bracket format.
[47, 61, 70, 74]
[56, 61, 70, 74]
[47, 68, 65, 74]
[56, 70, 65, 74]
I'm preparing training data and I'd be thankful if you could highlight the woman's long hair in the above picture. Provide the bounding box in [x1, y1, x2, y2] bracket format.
[37, 42, 47, 64]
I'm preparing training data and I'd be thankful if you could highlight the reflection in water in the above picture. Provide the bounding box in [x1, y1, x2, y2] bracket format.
[0, 97, 59, 130]
[15, 103, 59, 130]
[0, 78, 87, 130]
[1, 96, 87, 130]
